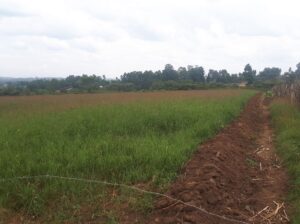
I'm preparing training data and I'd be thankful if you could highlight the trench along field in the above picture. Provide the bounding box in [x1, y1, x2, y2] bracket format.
[147, 94, 289, 224]
[0, 89, 290, 223]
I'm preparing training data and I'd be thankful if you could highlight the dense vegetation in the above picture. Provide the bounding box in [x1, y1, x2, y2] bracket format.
[1, 62, 300, 95]
[271, 100, 300, 223]
[0, 90, 255, 222]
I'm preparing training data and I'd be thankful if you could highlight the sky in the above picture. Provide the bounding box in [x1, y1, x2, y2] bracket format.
[0, 0, 300, 78]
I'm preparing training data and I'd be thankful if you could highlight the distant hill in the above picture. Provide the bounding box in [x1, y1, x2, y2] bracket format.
[0, 77, 36, 84]
[0, 77, 63, 84]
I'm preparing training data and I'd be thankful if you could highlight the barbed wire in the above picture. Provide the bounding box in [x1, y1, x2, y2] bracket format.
[0, 174, 250, 224]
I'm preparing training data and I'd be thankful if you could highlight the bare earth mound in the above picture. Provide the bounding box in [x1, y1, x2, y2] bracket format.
[147, 95, 289, 224]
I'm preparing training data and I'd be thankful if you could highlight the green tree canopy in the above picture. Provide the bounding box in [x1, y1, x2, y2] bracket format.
[162, 64, 178, 81]
[243, 64, 256, 85]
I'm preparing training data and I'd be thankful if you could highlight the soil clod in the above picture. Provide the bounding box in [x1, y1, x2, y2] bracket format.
[148, 95, 289, 224]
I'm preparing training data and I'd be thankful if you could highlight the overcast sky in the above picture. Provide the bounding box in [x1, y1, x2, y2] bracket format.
[0, 0, 300, 78]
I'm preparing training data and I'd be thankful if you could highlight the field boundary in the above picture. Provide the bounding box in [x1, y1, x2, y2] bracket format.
[273, 81, 300, 104]
[146, 94, 289, 224]
[0, 174, 249, 224]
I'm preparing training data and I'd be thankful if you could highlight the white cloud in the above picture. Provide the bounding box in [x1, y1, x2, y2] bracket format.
[0, 0, 300, 77]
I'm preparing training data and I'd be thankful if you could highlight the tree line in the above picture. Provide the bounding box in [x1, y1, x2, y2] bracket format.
[1, 63, 300, 95]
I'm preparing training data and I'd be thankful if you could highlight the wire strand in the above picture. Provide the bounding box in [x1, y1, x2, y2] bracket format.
[0, 175, 250, 224]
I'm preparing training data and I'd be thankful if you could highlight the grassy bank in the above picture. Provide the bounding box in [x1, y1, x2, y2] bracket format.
[271, 99, 300, 223]
[0, 90, 255, 222]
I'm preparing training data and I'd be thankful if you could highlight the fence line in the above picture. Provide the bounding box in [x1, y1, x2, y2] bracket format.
[0, 174, 250, 224]
[273, 81, 300, 104]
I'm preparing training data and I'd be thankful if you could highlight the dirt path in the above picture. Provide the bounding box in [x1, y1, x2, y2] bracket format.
[147, 94, 289, 224]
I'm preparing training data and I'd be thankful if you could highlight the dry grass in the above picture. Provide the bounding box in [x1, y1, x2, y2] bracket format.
[0, 89, 256, 223]
[0, 89, 249, 118]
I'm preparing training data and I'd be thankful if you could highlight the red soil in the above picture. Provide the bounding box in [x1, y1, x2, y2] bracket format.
[147, 95, 289, 224]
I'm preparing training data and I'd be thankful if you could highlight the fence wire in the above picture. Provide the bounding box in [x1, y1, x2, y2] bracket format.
[0, 174, 250, 224]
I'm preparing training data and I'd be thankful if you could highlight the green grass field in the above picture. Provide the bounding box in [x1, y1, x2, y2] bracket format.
[271, 99, 300, 224]
[0, 90, 255, 222]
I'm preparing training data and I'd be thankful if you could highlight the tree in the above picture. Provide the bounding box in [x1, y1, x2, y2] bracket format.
[207, 69, 233, 83]
[177, 67, 188, 80]
[230, 74, 239, 83]
[162, 64, 178, 81]
[219, 69, 231, 83]
[283, 67, 296, 84]
[258, 67, 281, 81]
[207, 69, 220, 83]
[188, 66, 205, 82]
[140, 70, 155, 89]
[243, 64, 256, 85]
[294, 62, 300, 79]
[121, 71, 143, 88]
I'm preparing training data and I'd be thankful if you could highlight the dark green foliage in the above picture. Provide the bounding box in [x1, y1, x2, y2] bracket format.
[151, 80, 205, 90]
[2, 62, 300, 95]
[207, 69, 235, 83]
[295, 63, 300, 79]
[283, 63, 300, 84]
[177, 67, 188, 80]
[258, 67, 281, 81]
[243, 64, 256, 85]
[187, 66, 205, 82]
[252, 67, 282, 89]
[0, 74, 109, 95]
[121, 71, 156, 89]
[162, 64, 178, 81]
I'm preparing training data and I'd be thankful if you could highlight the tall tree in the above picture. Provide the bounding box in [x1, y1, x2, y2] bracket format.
[177, 67, 188, 80]
[162, 64, 178, 81]
[207, 69, 220, 83]
[243, 64, 256, 85]
[258, 67, 281, 81]
[188, 66, 205, 82]
[294, 62, 300, 79]
[219, 69, 231, 83]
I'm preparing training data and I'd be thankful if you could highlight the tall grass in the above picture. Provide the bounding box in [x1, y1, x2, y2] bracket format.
[271, 100, 300, 223]
[0, 90, 255, 220]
